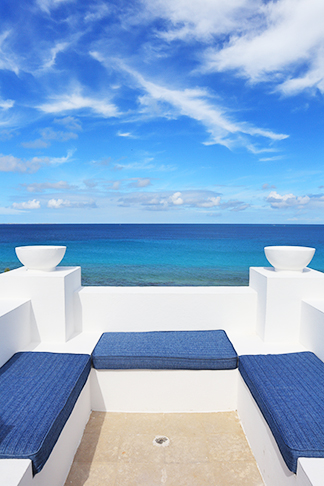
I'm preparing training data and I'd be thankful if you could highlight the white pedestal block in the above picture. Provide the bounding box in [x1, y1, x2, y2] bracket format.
[249, 267, 324, 343]
[0, 267, 81, 343]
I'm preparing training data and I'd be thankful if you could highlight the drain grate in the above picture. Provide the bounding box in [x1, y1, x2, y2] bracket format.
[153, 436, 170, 447]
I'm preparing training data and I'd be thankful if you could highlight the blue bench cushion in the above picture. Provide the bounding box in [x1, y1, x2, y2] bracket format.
[239, 352, 324, 473]
[0, 352, 91, 475]
[92, 330, 238, 370]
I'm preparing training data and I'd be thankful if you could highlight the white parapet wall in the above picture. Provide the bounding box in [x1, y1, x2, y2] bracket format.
[0, 299, 32, 368]
[300, 300, 324, 362]
[76, 286, 258, 334]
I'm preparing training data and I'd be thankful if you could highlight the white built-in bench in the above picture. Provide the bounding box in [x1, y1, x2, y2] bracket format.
[90, 330, 239, 412]
[91, 329, 238, 370]
[0, 352, 91, 477]
[238, 351, 324, 486]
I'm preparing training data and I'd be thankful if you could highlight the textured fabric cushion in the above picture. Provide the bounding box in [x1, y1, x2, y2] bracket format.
[0, 352, 91, 475]
[92, 330, 238, 370]
[239, 352, 324, 473]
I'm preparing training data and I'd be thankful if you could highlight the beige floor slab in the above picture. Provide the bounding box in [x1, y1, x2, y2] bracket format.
[64, 412, 265, 486]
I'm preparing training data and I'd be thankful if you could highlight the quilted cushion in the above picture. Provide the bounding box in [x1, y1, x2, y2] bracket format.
[92, 330, 238, 370]
[0, 352, 91, 474]
[239, 352, 324, 473]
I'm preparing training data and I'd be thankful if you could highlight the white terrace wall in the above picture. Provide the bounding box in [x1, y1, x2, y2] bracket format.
[75, 286, 257, 335]
[1, 264, 324, 349]
[0, 299, 31, 368]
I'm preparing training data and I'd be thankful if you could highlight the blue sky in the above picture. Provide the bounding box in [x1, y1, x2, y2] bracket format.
[1, 0, 324, 223]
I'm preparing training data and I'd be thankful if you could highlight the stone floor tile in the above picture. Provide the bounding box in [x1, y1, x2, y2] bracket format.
[165, 436, 209, 464]
[164, 463, 216, 486]
[65, 412, 265, 486]
[162, 413, 206, 436]
[84, 411, 106, 433]
[207, 433, 255, 462]
[213, 461, 264, 486]
[124, 412, 165, 435]
[118, 434, 165, 463]
[200, 412, 245, 435]
[64, 462, 117, 486]
[95, 412, 128, 435]
[74, 432, 120, 464]
[115, 463, 166, 486]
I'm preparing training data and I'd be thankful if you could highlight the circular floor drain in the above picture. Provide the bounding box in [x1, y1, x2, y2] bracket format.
[153, 436, 170, 447]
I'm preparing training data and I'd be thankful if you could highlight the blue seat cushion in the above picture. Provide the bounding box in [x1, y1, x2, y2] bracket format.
[92, 330, 238, 370]
[239, 352, 324, 473]
[0, 352, 91, 475]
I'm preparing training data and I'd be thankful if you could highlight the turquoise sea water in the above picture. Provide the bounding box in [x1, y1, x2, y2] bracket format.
[1, 224, 324, 286]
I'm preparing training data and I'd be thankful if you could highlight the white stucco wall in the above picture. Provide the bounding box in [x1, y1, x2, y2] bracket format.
[300, 300, 324, 362]
[76, 286, 258, 334]
[0, 300, 32, 368]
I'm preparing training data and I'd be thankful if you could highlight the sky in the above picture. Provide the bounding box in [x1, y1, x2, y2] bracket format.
[0, 0, 324, 224]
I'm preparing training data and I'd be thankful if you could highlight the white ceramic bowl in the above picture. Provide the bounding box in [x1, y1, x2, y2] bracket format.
[264, 246, 315, 272]
[15, 245, 66, 272]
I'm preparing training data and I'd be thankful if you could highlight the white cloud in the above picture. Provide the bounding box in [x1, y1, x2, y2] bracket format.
[41, 42, 69, 70]
[36, 0, 75, 13]
[117, 131, 135, 138]
[0, 31, 19, 74]
[83, 179, 98, 188]
[262, 183, 276, 191]
[22, 127, 78, 149]
[139, 0, 257, 42]
[0, 207, 21, 215]
[47, 198, 97, 208]
[21, 139, 49, 149]
[169, 192, 183, 205]
[24, 181, 76, 192]
[141, 82, 287, 147]
[48, 149, 75, 165]
[113, 157, 176, 172]
[0, 99, 14, 110]
[47, 198, 70, 208]
[0, 129, 14, 141]
[259, 155, 284, 162]
[266, 191, 310, 209]
[54, 117, 82, 131]
[0, 155, 46, 173]
[108, 62, 288, 149]
[203, 0, 324, 94]
[117, 189, 228, 211]
[0, 150, 74, 173]
[220, 200, 249, 211]
[110, 181, 121, 190]
[84, 3, 111, 23]
[38, 88, 119, 118]
[12, 199, 41, 210]
[128, 178, 152, 188]
[196, 196, 221, 208]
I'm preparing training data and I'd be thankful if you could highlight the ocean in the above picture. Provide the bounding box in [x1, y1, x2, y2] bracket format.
[1, 224, 324, 286]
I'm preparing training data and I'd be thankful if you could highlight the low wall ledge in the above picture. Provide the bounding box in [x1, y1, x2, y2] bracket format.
[77, 286, 257, 295]
[0, 299, 30, 317]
